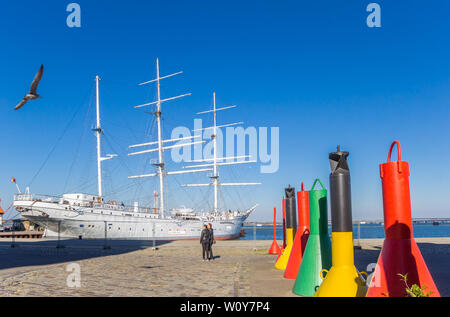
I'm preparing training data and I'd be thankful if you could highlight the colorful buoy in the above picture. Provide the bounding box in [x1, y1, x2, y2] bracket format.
[275, 187, 297, 270]
[314, 146, 367, 297]
[292, 179, 331, 296]
[284, 182, 310, 279]
[268, 207, 281, 255]
[366, 141, 440, 297]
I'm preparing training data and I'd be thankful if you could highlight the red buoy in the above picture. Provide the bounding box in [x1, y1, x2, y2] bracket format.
[269, 207, 281, 255]
[366, 141, 440, 297]
[284, 182, 310, 279]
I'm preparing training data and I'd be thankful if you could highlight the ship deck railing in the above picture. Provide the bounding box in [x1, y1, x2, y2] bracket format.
[14, 193, 60, 203]
[14, 194, 250, 219]
[13, 193, 158, 215]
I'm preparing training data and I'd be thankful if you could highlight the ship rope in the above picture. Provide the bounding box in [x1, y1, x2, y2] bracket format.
[102, 132, 148, 198]
[100, 82, 157, 203]
[62, 83, 95, 194]
[2, 201, 15, 213]
[28, 86, 94, 188]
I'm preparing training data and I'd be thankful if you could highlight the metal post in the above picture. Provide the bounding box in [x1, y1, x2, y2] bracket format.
[11, 222, 16, 248]
[253, 224, 257, 251]
[56, 220, 65, 248]
[104, 221, 110, 249]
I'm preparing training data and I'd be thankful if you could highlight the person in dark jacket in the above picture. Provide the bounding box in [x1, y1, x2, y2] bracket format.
[200, 224, 210, 261]
[207, 223, 215, 260]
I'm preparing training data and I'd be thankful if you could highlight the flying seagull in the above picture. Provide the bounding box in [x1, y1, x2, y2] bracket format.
[14, 64, 44, 110]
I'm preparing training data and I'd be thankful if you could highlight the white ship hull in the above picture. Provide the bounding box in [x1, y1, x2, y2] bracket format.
[12, 65, 260, 240]
[13, 194, 254, 240]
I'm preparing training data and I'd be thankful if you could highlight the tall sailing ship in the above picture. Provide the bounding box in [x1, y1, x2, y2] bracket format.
[13, 60, 260, 240]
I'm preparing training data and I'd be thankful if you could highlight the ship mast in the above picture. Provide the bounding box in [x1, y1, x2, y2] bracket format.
[128, 59, 210, 218]
[182, 93, 261, 213]
[155, 60, 165, 217]
[94, 75, 116, 197]
[212, 93, 218, 212]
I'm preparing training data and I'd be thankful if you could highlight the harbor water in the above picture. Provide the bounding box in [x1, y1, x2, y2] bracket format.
[241, 223, 450, 240]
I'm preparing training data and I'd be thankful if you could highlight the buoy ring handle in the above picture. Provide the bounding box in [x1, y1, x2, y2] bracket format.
[387, 140, 403, 173]
[387, 140, 402, 163]
[311, 178, 326, 191]
[320, 269, 329, 280]
[358, 271, 369, 284]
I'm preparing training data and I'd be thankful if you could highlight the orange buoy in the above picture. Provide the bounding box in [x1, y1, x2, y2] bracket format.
[268, 207, 281, 255]
[366, 141, 440, 297]
[284, 182, 310, 279]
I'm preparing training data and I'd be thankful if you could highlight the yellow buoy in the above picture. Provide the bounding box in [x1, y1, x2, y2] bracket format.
[314, 146, 367, 297]
[314, 232, 367, 297]
[275, 187, 297, 271]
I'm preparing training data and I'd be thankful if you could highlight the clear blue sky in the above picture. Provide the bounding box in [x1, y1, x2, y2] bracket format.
[1, 0, 449, 221]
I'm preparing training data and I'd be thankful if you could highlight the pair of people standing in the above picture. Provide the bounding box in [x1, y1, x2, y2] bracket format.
[200, 223, 215, 261]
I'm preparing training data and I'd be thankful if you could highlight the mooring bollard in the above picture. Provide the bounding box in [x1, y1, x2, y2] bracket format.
[104, 221, 111, 250]
[56, 220, 65, 248]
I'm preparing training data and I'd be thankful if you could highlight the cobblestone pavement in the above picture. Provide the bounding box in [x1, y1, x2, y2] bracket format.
[1, 238, 449, 297]
[0, 240, 268, 297]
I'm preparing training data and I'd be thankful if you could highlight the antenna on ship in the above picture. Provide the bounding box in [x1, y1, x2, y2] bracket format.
[182, 92, 261, 213]
[128, 59, 211, 218]
[94, 75, 117, 197]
